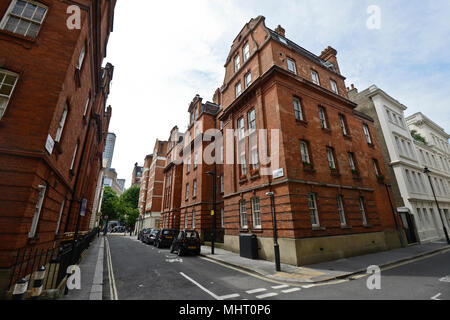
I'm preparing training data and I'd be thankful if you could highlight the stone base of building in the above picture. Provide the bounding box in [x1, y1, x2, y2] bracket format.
[224, 230, 404, 266]
[142, 214, 161, 230]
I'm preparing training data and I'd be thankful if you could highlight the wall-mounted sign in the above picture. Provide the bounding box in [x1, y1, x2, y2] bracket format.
[273, 168, 284, 179]
[45, 134, 54, 155]
[80, 198, 87, 216]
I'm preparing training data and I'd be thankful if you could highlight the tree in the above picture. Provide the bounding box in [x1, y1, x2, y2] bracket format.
[119, 185, 140, 209]
[100, 186, 119, 221]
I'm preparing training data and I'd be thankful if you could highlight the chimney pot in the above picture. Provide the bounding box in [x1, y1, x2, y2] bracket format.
[274, 25, 285, 38]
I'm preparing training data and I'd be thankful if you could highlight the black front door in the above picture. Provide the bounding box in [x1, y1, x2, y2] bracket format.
[399, 212, 418, 244]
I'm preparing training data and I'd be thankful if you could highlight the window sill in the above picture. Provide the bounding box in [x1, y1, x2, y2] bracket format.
[250, 173, 260, 180]
[330, 170, 341, 177]
[295, 119, 308, 126]
[251, 228, 263, 233]
[239, 228, 249, 232]
[27, 235, 39, 245]
[0, 29, 36, 45]
[303, 167, 316, 173]
[367, 143, 375, 149]
[363, 224, 373, 228]
[340, 225, 352, 229]
[312, 226, 326, 231]
[321, 128, 332, 134]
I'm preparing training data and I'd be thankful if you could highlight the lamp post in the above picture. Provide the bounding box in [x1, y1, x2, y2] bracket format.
[206, 170, 217, 255]
[424, 167, 450, 244]
[266, 191, 281, 272]
[385, 183, 405, 247]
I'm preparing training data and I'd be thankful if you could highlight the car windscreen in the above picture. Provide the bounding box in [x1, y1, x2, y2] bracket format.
[185, 231, 199, 239]
[163, 230, 177, 236]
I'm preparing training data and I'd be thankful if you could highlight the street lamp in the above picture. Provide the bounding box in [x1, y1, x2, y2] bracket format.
[266, 191, 281, 272]
[424, 167, 450, 244]
[385, 184, 405, 247]
[206, 170, 217, 255]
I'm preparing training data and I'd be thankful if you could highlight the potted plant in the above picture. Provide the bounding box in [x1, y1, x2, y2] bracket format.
[351, 169, 359, 175]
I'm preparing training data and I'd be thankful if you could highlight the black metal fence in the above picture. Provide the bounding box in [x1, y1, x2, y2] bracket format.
[7, 228, 98, 293]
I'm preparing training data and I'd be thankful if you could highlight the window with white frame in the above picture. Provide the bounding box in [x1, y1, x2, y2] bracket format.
[83, 96, 90, 117]
[318, 106, 327, 129]
[0, 69, 19, 119]
[185, 183, 189, 199]
[192, 209, 196, 228]
[363, 124, 372, 144]
[339, 114, 348, 136]
[55, 199, 65, 235]
[193, 179, 197, 197]
[251, 197, 261, 228]
[373, 159, 380, 176]
[240, 152, 247, 175]
[311, 70, 320, 85]
[237, 117, 245, 140]
[184, 211, 188, 228]
[358, 197, 368, 225]
[55, 103, 68, 142]
[234, 54, 240, 72]
[348, 152, 356, 171]
[330, 79, 338, 94]
[300, 140, 310, 165]
[287, 58, 297, 74]
[243, 42, 250, 62]
[186, 155, 191, 172]
[28, 183, 47, 238]
[326, 147, 336, 170]
[77, 43, 86, 70]
[240, 200, 248, 229]
[70, 143, 78, 170]
[244, 72, 252, 88]
[194, 151, 198, 168]
[251, 147, 259, 169]
[308, 193, 320, 227]
[385, 109, 392, 121]
[337, 195, 346, 226]
[293, 97, 303, 121]
[1, 0, 48, 38]
[220, 175, 224, 193]
[221, 207, 225, 228]
[235, 81, 242, 97]
[248, 108, 256, 133]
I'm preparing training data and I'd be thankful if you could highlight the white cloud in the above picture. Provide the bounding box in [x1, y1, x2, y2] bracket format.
[105, 0, 450, 188]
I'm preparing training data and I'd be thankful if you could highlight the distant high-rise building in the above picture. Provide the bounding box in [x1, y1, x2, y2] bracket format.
[103, 132, 116, 168]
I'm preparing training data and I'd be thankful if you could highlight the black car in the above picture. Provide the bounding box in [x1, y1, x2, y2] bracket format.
[170, 230, 201, 256]
[143, 228, 160, 244]
[138, 228, 152, 241]
[154, 229, 179, 248]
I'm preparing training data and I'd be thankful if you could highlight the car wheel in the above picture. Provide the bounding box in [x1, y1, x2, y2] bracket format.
[177, 248, 183, 256]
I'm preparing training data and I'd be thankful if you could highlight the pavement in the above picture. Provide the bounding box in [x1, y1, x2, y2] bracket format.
[60, 234, 450, 300]
[200, 240, 450, 284]
[60, 234, 104, 300]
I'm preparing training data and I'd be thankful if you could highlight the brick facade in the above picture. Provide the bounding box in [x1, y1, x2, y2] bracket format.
[0, 0, 117, 291]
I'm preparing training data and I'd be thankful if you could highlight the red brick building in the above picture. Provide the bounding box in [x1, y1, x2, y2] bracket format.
[137, 154, 152, 220]
[0, 0, 116, 292]
[160, 126, 184, 229]
[131, 162, 143, 186]
[179, 95, 224, 241]
[213, 16, 403, 265]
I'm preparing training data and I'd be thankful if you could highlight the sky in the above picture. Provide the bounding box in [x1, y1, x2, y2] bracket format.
[105, 0, 450, 188]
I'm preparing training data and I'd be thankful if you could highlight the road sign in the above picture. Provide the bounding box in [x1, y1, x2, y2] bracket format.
[80, 199, 87, 216]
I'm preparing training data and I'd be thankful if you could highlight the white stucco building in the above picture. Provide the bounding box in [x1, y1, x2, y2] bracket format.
[349, 85, 450, 244]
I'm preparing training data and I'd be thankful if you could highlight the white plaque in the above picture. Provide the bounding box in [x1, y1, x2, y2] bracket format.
[45, 134, 54, 154]
[273, 168, 284, 179]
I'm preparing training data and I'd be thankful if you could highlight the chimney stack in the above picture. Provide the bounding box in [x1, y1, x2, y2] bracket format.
[274, 25, 285, 38]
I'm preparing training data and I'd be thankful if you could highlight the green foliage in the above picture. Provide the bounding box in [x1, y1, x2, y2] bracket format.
[410, 130, 427, 145]
[100, 184, 141, 229]
[100, 186, 119, 220]
[119, 185, 140, 209]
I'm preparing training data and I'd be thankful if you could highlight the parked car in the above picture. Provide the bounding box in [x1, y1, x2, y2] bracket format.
[138, 228, 152, 241]
[170, 230, 201, 256]
[143, 229, 160, 244]
[153, 228, 179, 248]
[111, 226, 125, 233]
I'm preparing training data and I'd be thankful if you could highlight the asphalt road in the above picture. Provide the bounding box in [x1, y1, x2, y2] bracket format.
[104, 235, 450, 300]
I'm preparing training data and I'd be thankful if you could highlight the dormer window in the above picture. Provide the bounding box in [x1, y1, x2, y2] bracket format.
[287, 58, 297, 74]
[311, 70, 320, 85]
[278, 36, 288, 45]
[330, 79, 338, 94]
[1, 0, 48, 38]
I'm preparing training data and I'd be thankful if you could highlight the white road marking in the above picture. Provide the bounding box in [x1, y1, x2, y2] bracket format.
[302, 284, 315, 288]
[219, 293, 240, 300]
[105, 238, 119, 300]
[439, 276, 450, 283]
[179, 272, 222, 300]
[246, 288, 267, 294]
[282, 287, 301, 293]
[271, 284, 289, 289]
[165, 258, 183, 263]
[256, 292, 278, 299]
[431, 293, 442, 300]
